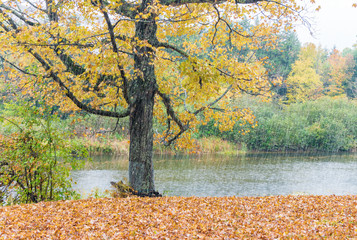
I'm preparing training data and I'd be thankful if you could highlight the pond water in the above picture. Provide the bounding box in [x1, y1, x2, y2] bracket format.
[71, 152, 357, 197]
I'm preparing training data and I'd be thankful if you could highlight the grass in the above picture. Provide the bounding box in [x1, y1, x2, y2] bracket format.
[74, 135, 242, 156]
[195, 137, 242, 155]
[70, 136, 130, 156]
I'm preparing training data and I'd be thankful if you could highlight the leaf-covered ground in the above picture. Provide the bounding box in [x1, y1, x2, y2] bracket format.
[1, 195, 356, 239]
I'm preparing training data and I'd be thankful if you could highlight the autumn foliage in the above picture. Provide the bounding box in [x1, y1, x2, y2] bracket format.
[0, 0, 321, 192]
[0, 0, 314, 149]
[0, 195, 356, 239]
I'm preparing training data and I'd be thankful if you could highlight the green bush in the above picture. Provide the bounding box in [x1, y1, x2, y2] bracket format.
[199, 97, 357, 152]
[0, 103, 87, 205]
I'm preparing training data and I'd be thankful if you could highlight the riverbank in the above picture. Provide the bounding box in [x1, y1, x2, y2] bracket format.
[68, 97, 357, 156]
[1, 195, 356, 238]
[72, 136, 240, 156]
[72, 133, 356, 158]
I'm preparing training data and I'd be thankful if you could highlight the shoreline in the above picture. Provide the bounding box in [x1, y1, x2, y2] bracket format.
[72, 136, 357, 157]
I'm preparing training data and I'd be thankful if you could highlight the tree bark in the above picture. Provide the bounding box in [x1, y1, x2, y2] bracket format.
[128, 8, 157, 194]
[128, 93, 155, 194]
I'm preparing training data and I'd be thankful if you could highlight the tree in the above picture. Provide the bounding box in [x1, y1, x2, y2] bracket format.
[256, 30, 301, 99]
[285, 43, 323, 103]
[0, 0, 312, 195]
[342, 47, 357, 99]
[324, 48, 354, 97]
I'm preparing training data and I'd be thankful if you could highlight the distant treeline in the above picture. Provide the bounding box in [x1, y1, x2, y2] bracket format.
[172, 28, 357, 102]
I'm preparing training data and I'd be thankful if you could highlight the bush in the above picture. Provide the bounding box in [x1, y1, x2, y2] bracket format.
[0, 103, 87, 205]
[198, 97, 357, 152]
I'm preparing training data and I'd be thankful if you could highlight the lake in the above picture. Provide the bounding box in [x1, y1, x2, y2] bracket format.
[71, 152, 357, 197]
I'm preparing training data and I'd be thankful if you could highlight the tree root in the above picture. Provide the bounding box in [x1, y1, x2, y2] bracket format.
[110, 181, 162, 198]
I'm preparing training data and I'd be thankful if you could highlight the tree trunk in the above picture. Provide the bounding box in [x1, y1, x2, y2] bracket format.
[128, 8, 158, 194]
[128, 90, 155, 194]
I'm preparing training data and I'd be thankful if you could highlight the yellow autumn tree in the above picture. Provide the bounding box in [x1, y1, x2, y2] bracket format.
[285, 43, 323, 103]
[0, 0, 314, 194]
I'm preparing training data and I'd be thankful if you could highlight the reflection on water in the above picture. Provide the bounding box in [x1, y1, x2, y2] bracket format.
[71, 152, 357, 197]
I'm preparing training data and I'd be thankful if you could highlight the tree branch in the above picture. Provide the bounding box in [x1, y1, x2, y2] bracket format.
[156, 42, 189, 58]
[46, 0, 59, 22]
[29, 47, 130, 118]
[93, 0, 138, 19]
[0, 56, 38, 77]
[47, 32, 130, 105]
[0, 4, 38, 26]
[157, 41, 261, 94]
[0, 19, 129, 119]
[0, 9, 20, 31]
[159, 0, 263, 6]
[193, 84, 233, 115]
[157, 91, 189, 146]
[155, 42, 261, 145]
[54, 48, 86, 75]
[157, 91, 188, 131]
[17, 42, 95, 48]
[23, 0, 46, 13]
[100, 2, 131, 104]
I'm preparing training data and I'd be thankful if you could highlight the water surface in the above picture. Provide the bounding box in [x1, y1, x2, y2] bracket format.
[72, 152, 357, 197]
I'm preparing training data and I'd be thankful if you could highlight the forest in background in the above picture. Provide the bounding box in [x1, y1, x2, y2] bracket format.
[1, 29, 357, 154]
[198, 29, 357, 152]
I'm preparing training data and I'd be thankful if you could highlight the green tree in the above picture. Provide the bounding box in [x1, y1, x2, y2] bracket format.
[256, 30, 301, 97]
[0, 103, 85, 204]
[342, 47, 357, 99]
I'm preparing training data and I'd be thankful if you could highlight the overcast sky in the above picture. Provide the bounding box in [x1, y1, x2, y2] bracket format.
[295, 0, 357, 50]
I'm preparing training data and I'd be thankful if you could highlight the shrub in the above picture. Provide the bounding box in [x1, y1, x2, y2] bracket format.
[0, 103, 87, 205]
[198, 97, 357, 152]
